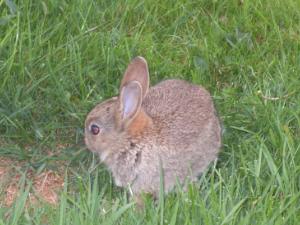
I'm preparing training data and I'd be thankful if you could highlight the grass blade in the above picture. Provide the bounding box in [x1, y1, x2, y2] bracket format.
[221, 198, 246, 225]
[106, 203, 134, 225]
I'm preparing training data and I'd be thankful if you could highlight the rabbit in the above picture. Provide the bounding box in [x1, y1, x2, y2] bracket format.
[85, 56, 221, 201]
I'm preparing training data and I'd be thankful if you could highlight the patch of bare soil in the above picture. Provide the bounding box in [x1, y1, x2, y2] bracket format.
[0, 157, 12, 177]
[0, 157, 64, 207]
[31, 170, 64, 205]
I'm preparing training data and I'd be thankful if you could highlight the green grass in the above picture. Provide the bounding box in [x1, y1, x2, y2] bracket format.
[0, 0, 300, 224]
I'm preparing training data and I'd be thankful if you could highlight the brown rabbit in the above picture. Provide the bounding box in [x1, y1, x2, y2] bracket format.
[85, 56, 221, 200]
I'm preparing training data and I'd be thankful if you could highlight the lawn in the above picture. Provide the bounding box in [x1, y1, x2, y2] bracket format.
[0, 0, 299, 224]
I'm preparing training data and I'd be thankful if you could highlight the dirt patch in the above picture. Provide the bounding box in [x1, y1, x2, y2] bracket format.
[4, 175, 20, 207]
[0, 157, 12, 177]
[31, 170, 64, 205]
[0, 157, 64, 207]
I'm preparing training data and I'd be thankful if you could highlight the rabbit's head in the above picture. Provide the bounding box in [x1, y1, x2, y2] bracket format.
[85, 57, 152, 160]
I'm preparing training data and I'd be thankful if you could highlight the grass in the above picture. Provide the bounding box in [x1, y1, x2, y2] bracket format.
[0, 0, 300, 224]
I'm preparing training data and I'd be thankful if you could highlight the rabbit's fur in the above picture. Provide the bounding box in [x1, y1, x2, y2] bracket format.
[85, 57, 221, 198]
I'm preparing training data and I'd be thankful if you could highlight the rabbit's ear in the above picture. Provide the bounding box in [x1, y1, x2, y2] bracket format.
[119, 81, 142, 124]
[120, 56, 149, 99]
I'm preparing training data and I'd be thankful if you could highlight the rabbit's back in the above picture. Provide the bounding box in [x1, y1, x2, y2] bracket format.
[137, 79, 221, 192]
[143, 79, 220, 149]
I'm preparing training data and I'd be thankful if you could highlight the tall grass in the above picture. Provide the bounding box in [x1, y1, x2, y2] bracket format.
[0, 0, 299, 224]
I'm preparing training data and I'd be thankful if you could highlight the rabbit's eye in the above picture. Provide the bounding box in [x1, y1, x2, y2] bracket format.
[90, 124, 101, 135]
